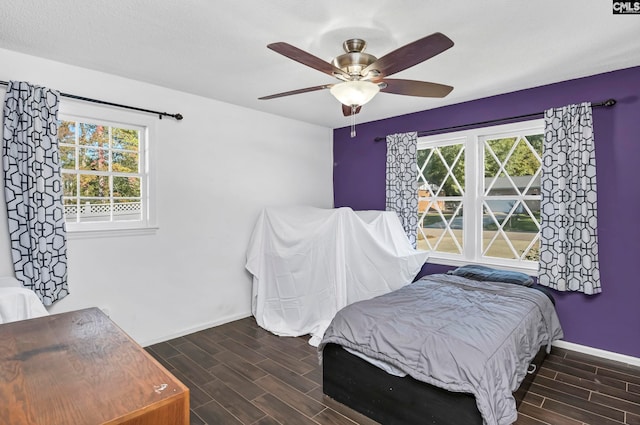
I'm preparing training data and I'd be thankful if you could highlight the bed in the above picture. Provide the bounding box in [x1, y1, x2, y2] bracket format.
[318, 271, 563, 425]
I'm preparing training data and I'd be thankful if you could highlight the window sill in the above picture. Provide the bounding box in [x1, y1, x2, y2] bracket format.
[66, 226, 158, 240]
[422, 255, 538, 275]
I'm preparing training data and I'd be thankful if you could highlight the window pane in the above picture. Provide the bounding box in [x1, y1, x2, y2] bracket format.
[79, 174, 109, 197]
[58, 121, 76, 144]
[112, 128, 139, 151]
[523, 240, 540, 261]
[79, 123, 109, 147]
[62, 174, 77, 197]
[486, 137, 516, 163]
[59, 145, 76, 169]
[417, 200, 463, 254]
[113, 198, 142, 222]
[482, 200, 540, 260]
[112, 151, 139, 173]
[504, 138, 541, 177]
[485, 135, 542, 196]
[484, 232, 517, 259]
[419, 144, 464, 197]
[113, 176, 141, 197]
[79, 147, 109, 171]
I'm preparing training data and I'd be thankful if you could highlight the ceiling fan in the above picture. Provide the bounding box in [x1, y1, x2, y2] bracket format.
[259, 32, 455, 119]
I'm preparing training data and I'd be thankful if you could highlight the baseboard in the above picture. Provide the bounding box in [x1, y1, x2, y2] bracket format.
[552, 340, 640, 367]
[140, 310, 252, 347]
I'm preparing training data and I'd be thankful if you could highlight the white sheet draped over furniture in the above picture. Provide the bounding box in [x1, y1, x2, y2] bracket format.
[0, 277, 49, 324]
[246, 206, 428, 346]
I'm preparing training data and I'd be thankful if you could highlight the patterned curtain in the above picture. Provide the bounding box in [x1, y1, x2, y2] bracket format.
[539, 102, 600, 295]
[386, 132, 419, 247]
[2, 81, 69, 305]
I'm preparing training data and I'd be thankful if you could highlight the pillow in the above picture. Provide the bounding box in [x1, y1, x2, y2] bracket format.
[448, 265, 534, 287]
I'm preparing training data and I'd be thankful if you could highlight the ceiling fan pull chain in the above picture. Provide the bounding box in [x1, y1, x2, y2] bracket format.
[350, 105, 357, 138]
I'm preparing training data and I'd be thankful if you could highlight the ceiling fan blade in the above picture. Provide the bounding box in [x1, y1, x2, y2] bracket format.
[268, 42, 350, 78]
[362, 32, 454, 78]
[259, 84, 331, 100]
[342, 104, 362, 116]
[381, 79, 453, 98]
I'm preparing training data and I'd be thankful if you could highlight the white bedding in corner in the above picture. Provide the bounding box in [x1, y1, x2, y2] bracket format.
[0, 278, 49, 324]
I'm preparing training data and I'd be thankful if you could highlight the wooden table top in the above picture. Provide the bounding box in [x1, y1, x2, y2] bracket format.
[0, 307, 188, 425]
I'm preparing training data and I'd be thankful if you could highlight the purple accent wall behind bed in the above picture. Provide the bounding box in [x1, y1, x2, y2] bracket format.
[333, 66, 640, 358]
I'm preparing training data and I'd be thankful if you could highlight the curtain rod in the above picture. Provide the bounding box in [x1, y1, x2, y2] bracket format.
[0, 80, 183, 121]
[373, 98, 616, 142]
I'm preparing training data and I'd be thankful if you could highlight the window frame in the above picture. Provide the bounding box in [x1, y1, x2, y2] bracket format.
[58, 100, 157, 237]
[417, 119, 544, 273]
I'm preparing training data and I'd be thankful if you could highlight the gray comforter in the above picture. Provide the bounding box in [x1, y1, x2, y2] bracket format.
[318, 273, 563, 425]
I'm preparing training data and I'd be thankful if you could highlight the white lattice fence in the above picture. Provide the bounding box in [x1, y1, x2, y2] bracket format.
[64, 202, 141, 217]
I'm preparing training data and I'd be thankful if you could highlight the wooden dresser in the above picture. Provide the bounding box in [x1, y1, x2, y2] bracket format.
[0, 307, 189, 425]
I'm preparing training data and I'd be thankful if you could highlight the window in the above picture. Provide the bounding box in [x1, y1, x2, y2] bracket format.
[416, 120, 544, 270]
[57, 102, 155, 234]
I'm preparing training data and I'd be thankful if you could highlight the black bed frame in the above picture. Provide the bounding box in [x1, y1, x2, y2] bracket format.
[323, 343, 547, 425]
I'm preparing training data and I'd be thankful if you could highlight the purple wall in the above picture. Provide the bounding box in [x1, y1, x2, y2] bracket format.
[333, 66, 640, 358]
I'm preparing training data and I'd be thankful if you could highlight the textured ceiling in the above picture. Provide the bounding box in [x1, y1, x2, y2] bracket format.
[1, 0, 639, 128]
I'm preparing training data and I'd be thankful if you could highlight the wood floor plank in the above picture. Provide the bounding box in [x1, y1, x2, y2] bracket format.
[518, 401, 584, 425]
[193, 399, 243, 425]
[175, 340, 220, 369]
[256, 358, 319, 394]
[167, 368, 214, 409]
[597, 366, 640, 387]
[189, 410, 207, 425]
[513, 412, 551, 425]
[251, 416, 282, 425]
[184, 332, 226, 356]
[304, 365, 322, 383]
[532, 374, 592, 399]
[213, 349, 269, 382]
[541, 398, 625, 425]
[147, 341, 181, 358]
[627, 411, 640, 425]
[200, 379, 267, 424]
[529, 382, 625, 422]
[543, 358, 628, 389]
[257, 333, 317, 361]
[164, 353, 216, 386]
[590, 391, 640, 416]
[208, 363, 267, 401]
[312, 408, 360, 424]
[252, 393, 315, 425]
[546, 353, 598, 373]
[255, 374, 326, 418]
[219, 338, 268, 364]
[145, 346, 177, 371]
[522, 391, 545, 407]
[537, 366, 558, 379]
[555, 371, 640, 404]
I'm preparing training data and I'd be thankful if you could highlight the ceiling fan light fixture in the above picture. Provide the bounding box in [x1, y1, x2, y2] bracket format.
[330, 80, 380, 106]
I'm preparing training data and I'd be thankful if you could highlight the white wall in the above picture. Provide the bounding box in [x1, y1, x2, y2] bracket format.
[0, 48, 334, 345]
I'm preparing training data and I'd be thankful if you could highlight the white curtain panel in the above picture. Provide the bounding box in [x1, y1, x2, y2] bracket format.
[386, 132, 419, 248]
[2, 81, 68, 305]
[539, 102, 601, 295]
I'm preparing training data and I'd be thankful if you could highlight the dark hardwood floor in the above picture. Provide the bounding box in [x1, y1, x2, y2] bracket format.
[146, 317, 640, 425]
